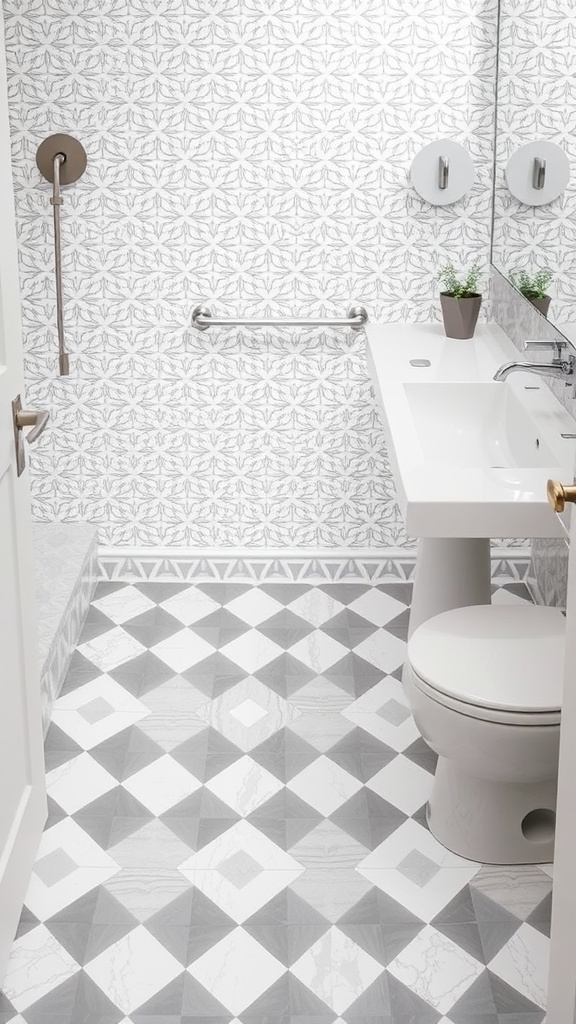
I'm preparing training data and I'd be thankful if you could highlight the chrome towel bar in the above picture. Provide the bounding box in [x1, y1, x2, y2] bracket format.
[192, 304, 369, 332]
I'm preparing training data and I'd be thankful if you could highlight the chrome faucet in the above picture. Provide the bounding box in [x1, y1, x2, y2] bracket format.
[493, 339, 575, 387]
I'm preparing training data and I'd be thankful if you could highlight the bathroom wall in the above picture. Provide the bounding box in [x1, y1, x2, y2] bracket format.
[4, 0, 497, 549]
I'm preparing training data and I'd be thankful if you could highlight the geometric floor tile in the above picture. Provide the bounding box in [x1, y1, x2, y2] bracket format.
[286, 709, 356, 753]
[342, 678, 421, 752]
[2, 924, 80, 1012]
[188, 927, 286, 1015]
[84, 925, 183, 1015]
[159, 586, 221, 625]
[150, 629, 216, 674]
[195, 677, 302, 751]
[387, 924, 484, 1015]
[346, 588, 407, 627]
[366, 754, 433, 815]
[291, 926, 383, 1014]
[288, 819, 370, 870]
[469, 865, 553, 921]
[107, 819, 194, 869]
[488, 922, 549, 1010]
[92, 585, 157, 625]
[121, 754, 202, 815]
[357, 820, 481, 922]
[9, 580, 551, 1024]
[204, 754, 284, 815]
[323, 725, 397, 783]
[46, 751, 118, 814]
[51, 675, 150, 749]
[102, 868, 192, 923]
[178, 820, 304, 922]
[288, 631, 350, 674]
[23, 818, 121, 920]
[289, 868, 373, 924]
[78, 627, 147, 673]
[287, 755, 363, 816]
[145, 888, 236, 967]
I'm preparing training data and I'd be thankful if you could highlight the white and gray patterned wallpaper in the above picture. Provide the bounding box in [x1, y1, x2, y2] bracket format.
[4, 0, 497, 549]
[492, 0, 576, 331]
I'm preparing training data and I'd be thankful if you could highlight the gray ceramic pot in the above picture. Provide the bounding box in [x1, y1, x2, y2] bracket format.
[440, 292, 482, 340]
[526, 294, 551, 317]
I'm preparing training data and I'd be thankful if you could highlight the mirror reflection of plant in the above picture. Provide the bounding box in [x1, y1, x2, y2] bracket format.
[438, 261, 482, 298]
[510, 268, 553, 299]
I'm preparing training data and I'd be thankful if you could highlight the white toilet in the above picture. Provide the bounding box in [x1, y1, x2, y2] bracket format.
[405, 603, 565, 864]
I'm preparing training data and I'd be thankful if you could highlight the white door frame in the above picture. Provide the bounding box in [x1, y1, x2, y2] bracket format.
[0, 7, 47, 983]
[547, 514, 576, 1021]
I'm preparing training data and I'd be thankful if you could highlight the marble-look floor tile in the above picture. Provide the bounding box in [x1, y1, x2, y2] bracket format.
[352, 631, 407, 675]
[92, 586, 157, 625]
[85, 925, 183, 1015]
[288, 631, 350, 673]
[342, 678, 421, 752]
[2, 924, 80, 1013]
[219, 630, 285, 674]
[23, 819, 121, 920]
[291, 925, 384, 1015]
[366, 754, 433, 815]
[78, 628, 147, 673]
[289, 868, 373, 924]
[178, 820, 304, 922]
[470, 866, 552, 921]
[159, 586, 221, 625]
[287, 755, 363, 817]
[6, 579, 552, 1024]
[288, 819, 370, 870]
[188, 927, 286, 1015]
[150, 629, 216, 674]
[103, 869, 192, 923]
[108, 820, 193, 869]
[387, 924, 484, 1015]
[195, 677, 301, 751]
[205, 754, 283, 816]
[488, 922, 549, 1010]
[47, 752, 118, 815]
[122, 754, 202, 815]
[52, 675, 150, 749]
[286, 589, 346, 627]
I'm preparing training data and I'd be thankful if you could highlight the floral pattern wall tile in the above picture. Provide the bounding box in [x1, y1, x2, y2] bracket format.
[4, 0, 496, 548]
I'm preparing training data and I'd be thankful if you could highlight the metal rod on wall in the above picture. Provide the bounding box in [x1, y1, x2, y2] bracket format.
[192, 304, 369, 332]
[36, 133, 87, 376]
[51, 153, 67, 375]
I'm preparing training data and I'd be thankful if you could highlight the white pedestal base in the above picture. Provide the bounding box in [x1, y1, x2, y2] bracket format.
[409, 537, 492, 637]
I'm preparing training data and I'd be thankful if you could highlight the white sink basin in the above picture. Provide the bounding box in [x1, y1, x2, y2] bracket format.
[404, 382, 557, 469]
[366, 322, 576, 538]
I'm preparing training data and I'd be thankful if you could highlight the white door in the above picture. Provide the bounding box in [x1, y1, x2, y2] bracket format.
[547, 495, 576, 1023]
[0, 11, 47, 987]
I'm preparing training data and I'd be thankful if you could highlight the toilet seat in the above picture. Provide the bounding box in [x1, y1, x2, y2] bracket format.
[408, 604, 565, 726]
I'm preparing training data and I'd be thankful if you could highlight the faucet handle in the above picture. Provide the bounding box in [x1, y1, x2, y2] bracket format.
[524, 339, 566, 357]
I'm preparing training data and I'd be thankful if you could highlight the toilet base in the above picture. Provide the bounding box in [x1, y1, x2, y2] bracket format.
[427, 756, 557, 864]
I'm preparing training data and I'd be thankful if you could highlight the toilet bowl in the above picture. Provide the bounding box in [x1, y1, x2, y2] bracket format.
[406, 604, 565, 864]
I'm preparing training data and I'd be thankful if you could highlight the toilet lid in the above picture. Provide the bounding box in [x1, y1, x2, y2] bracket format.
[408, 605, 565, 714]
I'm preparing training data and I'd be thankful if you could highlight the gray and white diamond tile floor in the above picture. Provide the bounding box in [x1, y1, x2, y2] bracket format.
[1, 582, 550, 1022]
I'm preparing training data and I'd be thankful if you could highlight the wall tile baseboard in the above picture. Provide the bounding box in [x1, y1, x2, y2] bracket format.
[98, 547, 532, 585]
[35, 523, 99, 732]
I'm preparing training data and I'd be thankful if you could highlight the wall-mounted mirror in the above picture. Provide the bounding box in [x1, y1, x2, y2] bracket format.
[492, 1, 576, 343]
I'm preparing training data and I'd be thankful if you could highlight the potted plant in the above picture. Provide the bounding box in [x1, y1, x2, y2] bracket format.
[509, 268, 553, 317]
[438, 261, 482, 339]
